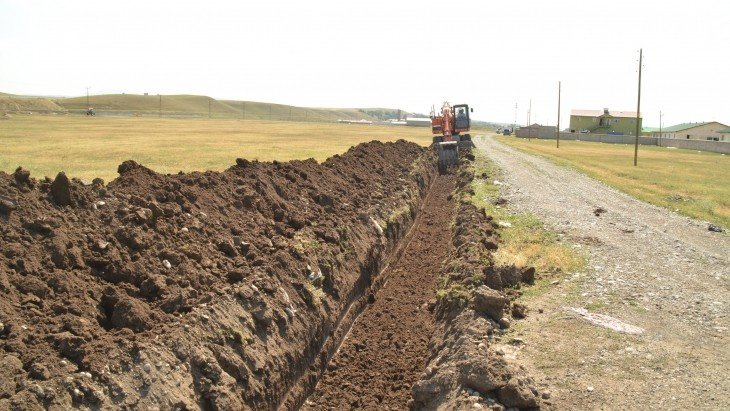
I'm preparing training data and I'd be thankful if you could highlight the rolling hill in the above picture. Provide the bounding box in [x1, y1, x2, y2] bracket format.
[0, 92, 411, 122]
[0, 93, 64, 112]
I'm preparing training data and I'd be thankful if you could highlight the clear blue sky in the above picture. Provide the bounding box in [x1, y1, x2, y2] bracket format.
[1, 0, 728, 127]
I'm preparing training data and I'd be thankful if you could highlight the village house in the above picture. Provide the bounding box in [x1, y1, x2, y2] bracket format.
[569, 108, 641, 135]
[515, 123, 556, 138]
[651, 122, 728, 141]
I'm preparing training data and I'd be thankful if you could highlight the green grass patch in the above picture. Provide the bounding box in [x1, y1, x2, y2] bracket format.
[470, 149, 585, 275]
[435, 283, 472, 304]
[496, 136, 730, 229]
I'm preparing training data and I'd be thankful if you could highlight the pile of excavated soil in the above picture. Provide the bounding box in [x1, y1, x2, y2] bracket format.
[302, 174, 456, 410]
[411, 155, 542, 410]
[0, 140, 435, 410]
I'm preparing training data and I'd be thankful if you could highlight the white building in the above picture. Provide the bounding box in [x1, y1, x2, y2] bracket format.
[652, 121, 728, 141]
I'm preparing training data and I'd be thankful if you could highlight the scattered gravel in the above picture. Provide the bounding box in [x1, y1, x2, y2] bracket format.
[476, 136, 729, 410]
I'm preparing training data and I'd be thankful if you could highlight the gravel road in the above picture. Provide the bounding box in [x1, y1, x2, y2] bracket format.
[476, 135, 729, 410]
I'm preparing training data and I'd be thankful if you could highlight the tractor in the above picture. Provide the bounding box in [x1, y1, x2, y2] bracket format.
[431, 102, 473, 173]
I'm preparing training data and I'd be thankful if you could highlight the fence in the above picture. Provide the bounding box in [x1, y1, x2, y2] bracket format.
[3, 108, 347, 123]
[516, 132, 729, 154]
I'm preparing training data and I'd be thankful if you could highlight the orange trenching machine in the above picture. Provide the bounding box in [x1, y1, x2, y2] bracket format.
[430, 102, 474, 173]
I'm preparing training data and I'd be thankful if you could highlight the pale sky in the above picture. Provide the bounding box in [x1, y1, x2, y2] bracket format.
[1, 0, 728, 127]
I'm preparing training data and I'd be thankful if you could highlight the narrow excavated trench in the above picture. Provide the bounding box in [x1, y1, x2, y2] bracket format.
[300, 174, 457, 410]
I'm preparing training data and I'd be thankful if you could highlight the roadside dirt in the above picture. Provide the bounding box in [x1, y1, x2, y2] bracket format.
[410, 156, 542, 411]
[476, 135, 730, 410]
[0, 140, 436, 410]
[301, 174, 456, 410]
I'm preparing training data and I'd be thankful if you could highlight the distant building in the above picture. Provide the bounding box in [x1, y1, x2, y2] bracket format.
[569, 108, 641, 135]
[651, 122, 728, 141]
[385, 119, 407, 126]
[337, 119, 372, 125]
[405, 117, 431, 127]
[515, 123, 556, 138]
[719, 127, 730, 141]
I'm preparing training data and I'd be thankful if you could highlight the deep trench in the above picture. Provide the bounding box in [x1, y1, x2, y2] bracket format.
[290, 174, 457, 410]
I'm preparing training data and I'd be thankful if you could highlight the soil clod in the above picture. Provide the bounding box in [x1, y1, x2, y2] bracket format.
[50, 171, 73, 206]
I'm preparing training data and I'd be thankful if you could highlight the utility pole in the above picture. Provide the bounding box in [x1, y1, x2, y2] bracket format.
[159, 94, 162, 118]
[242, 101, 245, 120]
[269, 104, 272, 120]
[528, 99, 532, 141]
[208, 98, 212, 119]
[513, 102, 517, 133]
[557, 81, 561, 148]
[659, 110, 663, 147]
[86, 87, 90, 108]
[633, 48, 642, 166]
[289, 106, 292, 121]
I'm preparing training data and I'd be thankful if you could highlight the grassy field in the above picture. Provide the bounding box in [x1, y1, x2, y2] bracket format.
[0, 115, 433, 182]
[470, 149, 585, 274]
[496, 135, 730, 228]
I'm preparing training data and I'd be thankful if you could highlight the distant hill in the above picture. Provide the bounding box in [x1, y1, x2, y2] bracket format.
[0, 93, 64, 112]
[0, 92, 502, 126]
[0, 92, 421, 122]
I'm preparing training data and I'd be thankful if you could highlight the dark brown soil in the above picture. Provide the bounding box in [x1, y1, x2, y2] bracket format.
[410, 156, 542, 410]
[0, 140, 543, 411]
[302, 175, 456, 410]
[0, 140, 435, 410]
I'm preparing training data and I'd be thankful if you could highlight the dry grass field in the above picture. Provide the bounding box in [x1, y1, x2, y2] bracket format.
[496, 135, 730, 228]
[0, 115, 433, 182]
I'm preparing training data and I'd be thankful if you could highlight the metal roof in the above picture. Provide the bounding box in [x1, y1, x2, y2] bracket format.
[660, 122, 719, 132]
[571, 109, 639, 118]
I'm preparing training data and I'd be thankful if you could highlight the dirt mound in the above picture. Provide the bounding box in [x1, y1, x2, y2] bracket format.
[0, 140, 434, 409]
[410, 156, 542, 410]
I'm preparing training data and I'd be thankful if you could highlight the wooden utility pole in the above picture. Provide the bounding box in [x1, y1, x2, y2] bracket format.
[242, 101, 245, 119]
[634, 48, 642, 166]
[159, 94, 162, 117]
[208, 98, 211, 119]
[528, 99, 532, 141]
[269, 104, 272, 120]
[659, 110, 663, 146]
[556, 81, 561, 148]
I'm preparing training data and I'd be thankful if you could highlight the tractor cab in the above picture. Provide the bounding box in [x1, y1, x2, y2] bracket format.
[430, 102, 475, 173]
[454, 104, 471, 131]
